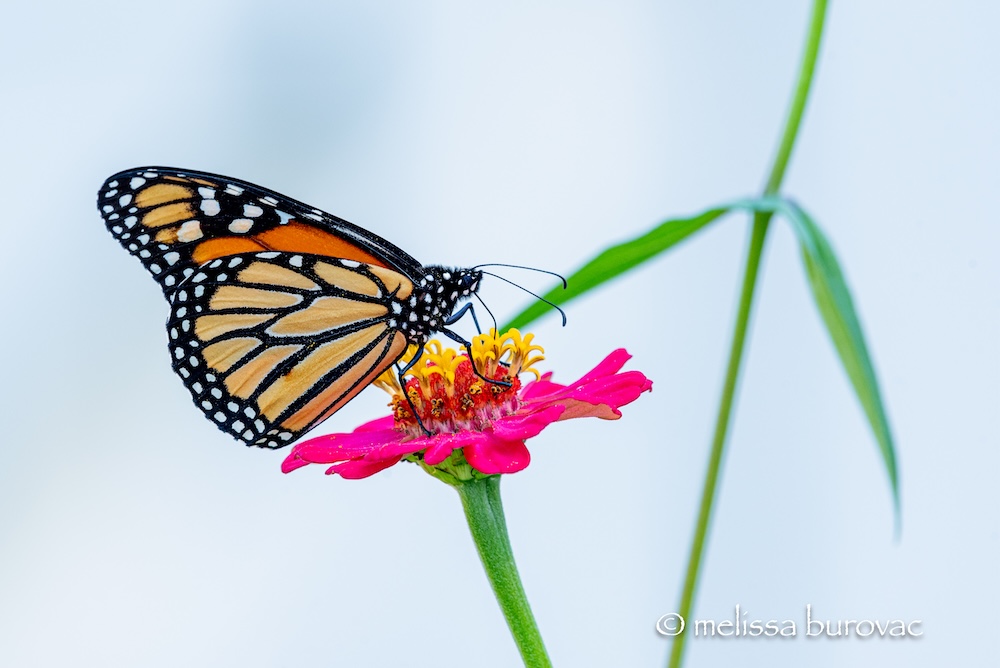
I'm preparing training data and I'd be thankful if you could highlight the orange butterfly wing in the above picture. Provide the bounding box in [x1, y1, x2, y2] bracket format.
[98, 167, 430, 447]
[98, 167, 425, 292]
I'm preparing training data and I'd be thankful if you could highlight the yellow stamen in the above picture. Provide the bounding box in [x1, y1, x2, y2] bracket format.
[373, 328, 545, 401]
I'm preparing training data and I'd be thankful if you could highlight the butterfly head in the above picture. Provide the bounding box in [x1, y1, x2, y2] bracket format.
[455, 267, 482, 296]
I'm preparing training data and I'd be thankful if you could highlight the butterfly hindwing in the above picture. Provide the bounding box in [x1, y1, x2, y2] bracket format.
[97, 167, 424, 294]
[166, 252, 411, 447]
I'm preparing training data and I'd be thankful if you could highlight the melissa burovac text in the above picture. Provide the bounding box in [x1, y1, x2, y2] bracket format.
[658, 604, 923, 639]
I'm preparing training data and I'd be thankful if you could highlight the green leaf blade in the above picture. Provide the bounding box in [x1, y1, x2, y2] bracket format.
[779, 200, 900, 520]
[503, 199, 784, 331]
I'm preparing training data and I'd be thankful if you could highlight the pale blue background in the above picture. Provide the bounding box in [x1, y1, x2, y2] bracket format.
[1, 2, 997, 666]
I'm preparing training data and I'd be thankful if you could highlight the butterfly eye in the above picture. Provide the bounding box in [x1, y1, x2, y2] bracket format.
[459, 272, 480, 292]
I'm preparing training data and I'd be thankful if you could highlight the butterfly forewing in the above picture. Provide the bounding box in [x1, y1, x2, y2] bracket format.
[167, 252, 410, 447]
[97, 167, 424, 293]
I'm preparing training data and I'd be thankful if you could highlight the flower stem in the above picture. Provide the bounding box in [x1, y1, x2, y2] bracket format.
[667, 2, 828, 667]
[456, 476, 552, 668]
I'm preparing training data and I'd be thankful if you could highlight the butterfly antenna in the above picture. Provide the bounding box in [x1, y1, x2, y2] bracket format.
[474, 292, 499, 334]
[473, 263, 568, 290]
[480, 271, 568, 326]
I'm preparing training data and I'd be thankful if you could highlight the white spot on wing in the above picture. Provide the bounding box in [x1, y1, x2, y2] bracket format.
[177, 220, 204, 242]
[228, 219, 253, 233]
[243, 204, 263, 217]
[129, 177, 146, 189]
[201, 200, 221, 216]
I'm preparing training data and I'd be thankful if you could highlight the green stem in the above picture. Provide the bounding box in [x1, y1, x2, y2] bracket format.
[667, 3, 828, 667]
[456, 476, 552, 668]
[764, 0, 829, 196]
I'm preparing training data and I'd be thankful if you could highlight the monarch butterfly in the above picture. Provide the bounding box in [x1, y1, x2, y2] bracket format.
[98, 167, 485, 448]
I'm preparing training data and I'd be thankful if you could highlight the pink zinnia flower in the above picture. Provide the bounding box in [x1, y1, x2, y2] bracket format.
[281, 330, 652, 481]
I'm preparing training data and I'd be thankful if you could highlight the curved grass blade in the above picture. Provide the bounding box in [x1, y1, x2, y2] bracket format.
[503, 198, 786, 330]
[776, 199, 900, 522]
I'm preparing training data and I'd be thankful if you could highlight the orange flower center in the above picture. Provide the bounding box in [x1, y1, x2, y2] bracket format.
[391, 359, 522, 436]
[373, 329, 544, 437]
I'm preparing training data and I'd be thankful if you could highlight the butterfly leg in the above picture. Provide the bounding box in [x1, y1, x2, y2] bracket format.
[445, 301, 511, 373]
[440, 328, 513, 389]
[397, 343, 432, 436]
[444, 302, 482, 334]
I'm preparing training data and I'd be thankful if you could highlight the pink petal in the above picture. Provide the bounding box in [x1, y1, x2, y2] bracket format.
[518, 349, 652, 421]
[576, 348, 632, 383]
[354, 415, 396, 432]
[368, 434, 438, 461]
[281, 427, 404, 472]
[329, 456, 402, 479]
[281, 455, 313, 474]
[553, 371, 654, 420]
[518, 349, 634, 404]
[491, 405, 565, 441]
[518, 372, 557, 400]
[464, 438, 531, 475]
[423, 432, 489, 466]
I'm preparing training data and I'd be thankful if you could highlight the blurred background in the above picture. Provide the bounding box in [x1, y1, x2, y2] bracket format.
[1, 1, 997, 666]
